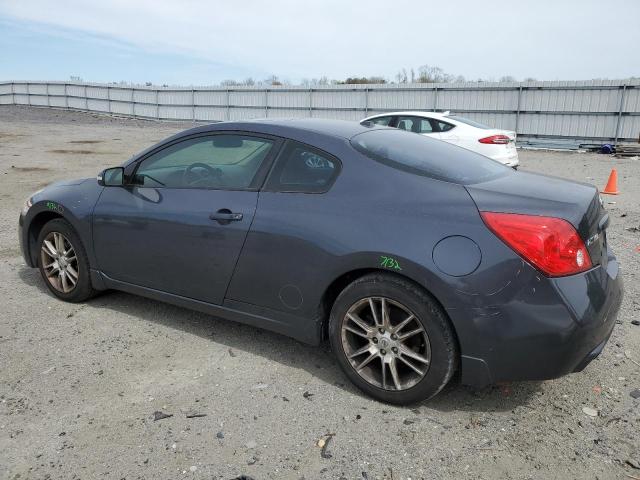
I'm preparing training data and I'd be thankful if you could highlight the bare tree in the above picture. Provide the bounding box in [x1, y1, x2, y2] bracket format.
[217, 66, 526, 87]
[263, 75, 282, 86]
[395, 68, 408, 83]
[340, 76, 387, 84]
[417, 65, 455, 83]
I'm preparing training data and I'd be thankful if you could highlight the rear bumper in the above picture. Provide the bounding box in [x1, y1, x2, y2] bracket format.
[573, 334, 610, 373]
[490, 149, 519, 167]
[455, 248, 623, 387]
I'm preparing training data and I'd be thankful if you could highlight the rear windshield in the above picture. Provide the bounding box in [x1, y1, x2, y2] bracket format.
[445, 115, 492, 129]
[350, 129, 510, 185]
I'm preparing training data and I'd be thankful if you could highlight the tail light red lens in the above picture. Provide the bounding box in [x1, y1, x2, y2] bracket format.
[479, 135, 510, 144]
[480, 212, 593, 277]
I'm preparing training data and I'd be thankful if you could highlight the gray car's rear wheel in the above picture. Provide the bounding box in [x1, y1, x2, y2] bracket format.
[37, 218, 96, 303]
[329, 273, 458, 404]
[341, 297, 431, 391]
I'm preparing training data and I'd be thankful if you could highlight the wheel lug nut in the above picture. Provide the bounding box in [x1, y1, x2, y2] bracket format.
[378, 328, 385, 334]
[391, 334, 398, 340]
[372, 337, 378, 344]
[380, 349, 386, 355]
[392, 347, 398, 354]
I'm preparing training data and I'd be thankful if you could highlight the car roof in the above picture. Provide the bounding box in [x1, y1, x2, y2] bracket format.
[363, 111, 453, 121]
[124, 118, 387, 166]
[178, 118, 382, 141]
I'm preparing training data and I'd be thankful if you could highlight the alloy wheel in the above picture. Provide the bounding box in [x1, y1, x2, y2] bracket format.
[340, 297, 431, 391]
[40, 231, 79, 294]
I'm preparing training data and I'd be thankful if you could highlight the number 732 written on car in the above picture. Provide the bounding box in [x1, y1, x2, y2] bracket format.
[380, 255, 402, 271]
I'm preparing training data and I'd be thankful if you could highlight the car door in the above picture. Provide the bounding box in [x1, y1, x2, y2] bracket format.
[92, 132, 281, 305]
[226, 140, 342, 320]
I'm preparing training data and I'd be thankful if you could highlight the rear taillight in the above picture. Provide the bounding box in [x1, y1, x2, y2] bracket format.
[479, 135, 510, 144]
[480, 212, 593, 277]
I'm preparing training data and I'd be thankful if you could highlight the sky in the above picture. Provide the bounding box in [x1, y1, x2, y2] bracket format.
[0, 0, 638, 86]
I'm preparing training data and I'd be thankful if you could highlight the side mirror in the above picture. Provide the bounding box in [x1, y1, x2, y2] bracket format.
[98, 167, 124, 186]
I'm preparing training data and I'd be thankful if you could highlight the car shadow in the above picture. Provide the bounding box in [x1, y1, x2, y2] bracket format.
[19, 266, 543, 412]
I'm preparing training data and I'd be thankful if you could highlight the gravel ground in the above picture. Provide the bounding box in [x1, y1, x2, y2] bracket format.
[1, 105, 639, 480]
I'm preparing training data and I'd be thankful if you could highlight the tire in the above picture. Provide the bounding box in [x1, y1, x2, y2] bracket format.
[36, 218, 96, 303]
[329, 273, 458, 405]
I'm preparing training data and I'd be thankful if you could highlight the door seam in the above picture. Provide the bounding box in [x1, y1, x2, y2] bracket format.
[222, 191, 260, 301]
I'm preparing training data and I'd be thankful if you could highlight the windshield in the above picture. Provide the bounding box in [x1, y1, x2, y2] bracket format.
[351, 129, 510, 185]
[445, 115, 492, 129]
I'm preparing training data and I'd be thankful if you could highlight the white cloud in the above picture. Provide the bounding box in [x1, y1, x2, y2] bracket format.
[1, 0, 639, 81]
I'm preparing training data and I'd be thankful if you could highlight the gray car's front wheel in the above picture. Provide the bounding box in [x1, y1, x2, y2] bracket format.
[329, 273, 458, 404]
[37, 218, 96, 303]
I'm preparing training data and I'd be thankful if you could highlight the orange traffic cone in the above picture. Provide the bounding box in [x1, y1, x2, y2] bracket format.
[602, 169, 619, 195]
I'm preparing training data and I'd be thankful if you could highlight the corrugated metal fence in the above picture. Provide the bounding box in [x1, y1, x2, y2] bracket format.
[1, 79, 639, 144]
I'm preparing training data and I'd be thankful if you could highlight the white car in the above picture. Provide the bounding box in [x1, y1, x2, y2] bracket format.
[360, 111, 519, 168]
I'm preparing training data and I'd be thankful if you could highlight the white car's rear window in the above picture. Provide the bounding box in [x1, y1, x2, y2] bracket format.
[445, 115, 492, 129]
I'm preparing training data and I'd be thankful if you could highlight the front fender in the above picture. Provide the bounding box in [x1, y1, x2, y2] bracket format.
[19, 179, 103, 268]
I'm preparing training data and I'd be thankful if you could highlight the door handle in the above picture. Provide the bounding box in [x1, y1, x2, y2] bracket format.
[209, 209, 243, 224]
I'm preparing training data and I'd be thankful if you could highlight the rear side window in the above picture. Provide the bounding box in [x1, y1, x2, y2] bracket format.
[350, 129, 509, 185]
[436, 121, 455, 132]
[266, 141, 341, 193]
[365, 116, 393, 126]
[396, 116, 435, 134]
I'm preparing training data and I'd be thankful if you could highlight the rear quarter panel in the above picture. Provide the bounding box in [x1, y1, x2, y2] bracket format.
[226, 134, 591, 384]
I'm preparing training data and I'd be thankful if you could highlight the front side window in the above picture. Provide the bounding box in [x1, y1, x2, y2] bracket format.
[396, 116, 435, 134]
[266, 141, 340, 193]
[134, 134, 274, 189]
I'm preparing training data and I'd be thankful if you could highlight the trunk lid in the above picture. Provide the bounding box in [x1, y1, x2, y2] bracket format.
[466, 170, 607, 267]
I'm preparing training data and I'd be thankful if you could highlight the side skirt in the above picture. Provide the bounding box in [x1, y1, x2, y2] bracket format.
[97, 272, 321, 345]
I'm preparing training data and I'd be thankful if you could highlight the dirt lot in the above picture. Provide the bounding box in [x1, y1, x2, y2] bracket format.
[0, 105, 639, 480]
